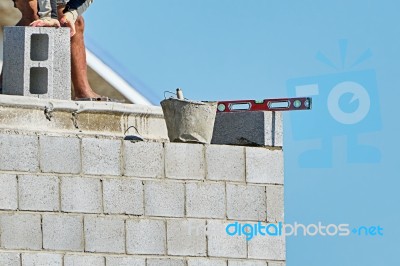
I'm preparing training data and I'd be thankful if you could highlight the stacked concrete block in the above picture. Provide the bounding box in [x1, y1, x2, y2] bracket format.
[0, 133, 39, 172]
[212, 111, 283, 147]
[0, 106, 285, 265]
[81, 137, 121, 176]
[0, 174, 18, 210]
[144, 180, 185, 217]
[2, 27, 71, 100]
[103, 178, 144, 215]
[60, 176, 102, 213]
[42, 214, 84, 251]
[126, 219, 166, 255]
[18, 175, 59, 211]
[0, 213, 42, 250]
[84, 216, 125, 253]
[21, 253, 63, 266]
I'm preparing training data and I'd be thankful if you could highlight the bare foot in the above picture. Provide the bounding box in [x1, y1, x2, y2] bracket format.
[60, 15, 76, 37]
[30, 18, 60, 28]
[74, 91, 101, 99]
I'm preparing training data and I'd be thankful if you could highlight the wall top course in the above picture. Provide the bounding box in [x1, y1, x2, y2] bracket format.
[0, 95, 283, 148]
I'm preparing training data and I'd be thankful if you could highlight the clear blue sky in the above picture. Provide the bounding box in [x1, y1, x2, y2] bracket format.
[85, 1, 399, 265]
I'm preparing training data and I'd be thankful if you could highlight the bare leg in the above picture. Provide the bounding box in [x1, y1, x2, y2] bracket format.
[57, 5, 99, 99]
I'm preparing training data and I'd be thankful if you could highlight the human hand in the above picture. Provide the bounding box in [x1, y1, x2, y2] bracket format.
[60, 14, 76, 37]
[30, 18, 60, 28]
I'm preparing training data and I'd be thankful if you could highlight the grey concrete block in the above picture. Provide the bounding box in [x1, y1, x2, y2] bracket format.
[61, 176, 102, 213]
[274, 111, 283, 147]
[165, 143, 205, 180]
[2, 26, 71, 100]
[64, 255, 105, 266]
[82, 138, 121, 176]
[207, 220, 247, 258]
[227, 184, 267, 221]
[144, 180, 184, 217]
[84, 216, 125, 254]
[212, 111, 273, 146]
[167, 219, 206, 256]
[103, 178, 143, 215]
[126, 219, 166, 255]
[0, 174, 18, 210]
[106, 257, 145, 266]
[123, 141, 164, 178]
[0, 213, 42, 250]
[267, 263, 286, 266]
[246, 148, 284, 185]
[39, 135, 81, 174]
[0, 252, 20, 266]
[248, 233, 286, 260]
[187, 258, 227, 266]
[43, 214, 84, 251]
[206, 145, 245, 182]
[0, 134, 39, 172]
[266, 186, 284, 223]
[186, 182, 225, 218]
[146, 259, 185, 266]
[18, 175, 59, 211]
[21, 253, 62, 266]
[228, 260, 267, 266]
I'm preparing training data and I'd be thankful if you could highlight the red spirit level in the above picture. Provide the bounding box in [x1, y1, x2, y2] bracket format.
[216, 97, 312, 113]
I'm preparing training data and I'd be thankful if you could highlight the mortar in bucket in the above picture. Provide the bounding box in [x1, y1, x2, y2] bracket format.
[161, 92, 217, 144]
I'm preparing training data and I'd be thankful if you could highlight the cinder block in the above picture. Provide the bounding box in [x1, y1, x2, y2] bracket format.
[84, 216, 125, 254]
[207, 220, 247, 258]
[248, 234, 286, 260]
[18, 175, 59, 211]
[0, 174, 18, 210]
[186, 182, 225, 218]
[61, 176, 102, 213]
[167, 219, 206, 256]
[64, 255, 105, 266]
[43, 214, 84, 251]
[246, 148, 284, 185]
[39, 136, 81, 174]
[82, 138, 121, 176]
[165, 143, 205, 180]
[228, 260, 267, 266]
[0, 252, 20, 266]
[21, 253, 62, 266]
[268, 263, 286, 266]
[126, 219, 166, 255]
[273, 111, 283, 147]
[187, 258, 227, 266]
[0, 213, 42, 250]
[266, 186, 284, 223]
[103, 178, 143, 215]
[227, 184, 267, 221]
[144, 180, 184, 217]
[212, 112, 273, 146]
[206, 145, 245, 182]
[123, 141, 164, 178]
[2, 26, 71, 100]
[0, 134, 39, 172]
[106, 257, 145, 266]
[146, 258, 185, 266]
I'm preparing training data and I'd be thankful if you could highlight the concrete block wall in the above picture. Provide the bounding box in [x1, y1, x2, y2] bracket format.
[0, 98, 285, 266]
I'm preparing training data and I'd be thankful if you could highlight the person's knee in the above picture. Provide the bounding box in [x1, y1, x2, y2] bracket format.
[14, 0, 39, 24]
[75, 16, 85, 34]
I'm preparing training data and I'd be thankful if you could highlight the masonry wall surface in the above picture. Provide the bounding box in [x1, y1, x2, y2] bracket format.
[0, 96, 285, 266]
